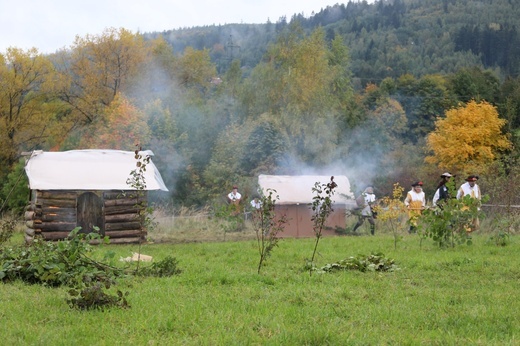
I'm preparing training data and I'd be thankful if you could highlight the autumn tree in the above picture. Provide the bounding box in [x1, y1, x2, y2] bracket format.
[54, 28, 148, 127]
[239, 24, 355, 166]
[0, 48, 62, 176]
[78, 93, 150, 149]
[173, 47, 217, 100]
[425, 100, 512, 173]
[127, 36, 179, 108]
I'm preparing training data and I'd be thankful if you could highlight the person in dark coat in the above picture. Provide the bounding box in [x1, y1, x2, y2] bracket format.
[432, 172, 453, 208]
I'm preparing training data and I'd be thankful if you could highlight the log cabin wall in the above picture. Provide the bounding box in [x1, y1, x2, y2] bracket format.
[24, 190, 148, 244]
[103, 190, 147, 244]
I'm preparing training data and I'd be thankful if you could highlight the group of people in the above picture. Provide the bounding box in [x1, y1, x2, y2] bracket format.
[227, 185, 262, 211]
[352, 173, 482, 234]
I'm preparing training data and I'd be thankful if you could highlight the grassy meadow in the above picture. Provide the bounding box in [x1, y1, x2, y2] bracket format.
[1, 214, 519, 345]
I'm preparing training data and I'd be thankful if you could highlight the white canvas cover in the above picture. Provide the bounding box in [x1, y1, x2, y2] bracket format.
[258, 175, 355, 206]
[25, 150, 168, 191]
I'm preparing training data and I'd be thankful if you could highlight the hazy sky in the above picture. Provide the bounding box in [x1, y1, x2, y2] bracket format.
[0, 0, 364, 54]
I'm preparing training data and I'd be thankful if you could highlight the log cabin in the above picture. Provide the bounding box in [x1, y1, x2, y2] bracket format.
[23, 149, 168, 244]
[257, 175, 356, 238]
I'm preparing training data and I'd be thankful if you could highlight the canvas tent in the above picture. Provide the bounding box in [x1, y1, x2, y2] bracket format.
[24, 149, 168, 243]
[258, 175, 356, 238]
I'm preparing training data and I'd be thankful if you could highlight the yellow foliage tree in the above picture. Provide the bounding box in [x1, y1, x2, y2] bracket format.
[79, 93, 150, 149]
[174, 47, 217, 98]
[425, 100, 512, 173]
[56, 28, 148, 125]
[0, 48, 62, 169]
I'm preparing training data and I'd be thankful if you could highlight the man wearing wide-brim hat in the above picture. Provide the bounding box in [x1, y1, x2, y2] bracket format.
[456, 175, 481, 232]
[433, 172, 453, 207]
[404, 181, 426, 233]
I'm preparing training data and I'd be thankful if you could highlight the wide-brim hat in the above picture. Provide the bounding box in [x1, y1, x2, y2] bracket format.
[465, 175, 479, 182]
[441, 172, 452, 178]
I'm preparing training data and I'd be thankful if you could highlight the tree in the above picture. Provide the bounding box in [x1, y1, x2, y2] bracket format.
[173, 47, 217, 99]
[55, 28, 148, 126]
[0, 48, 61, 175]
[447, 67, 500, 104]
[240, 116, 287, 175]
[78, 93, 150, 149]
[202, 123, 251, 202]
[425, 100, 512, 173]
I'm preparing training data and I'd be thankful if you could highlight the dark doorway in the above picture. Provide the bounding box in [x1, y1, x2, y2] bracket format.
[77, 192, 104, 235]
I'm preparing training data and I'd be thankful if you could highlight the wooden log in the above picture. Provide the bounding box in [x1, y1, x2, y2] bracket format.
[41, 231, 71, 241]
[105, 221, 142, 231]
[41, 207, 75, 215]
[40, 212, 76, 222]
[104, 229, 144, 238]
[35, 198, 76, 208]
[37, 191, 78, 200]
[104, 190, 147, 199]
[104, 198, 146, 207]
[37, 222, 77, 231]
[104, 191, 136, 199]
[105, 237, 145, 244]
[25, 203, 39, 212]
[105, 213, 141, 223]
[24, 211, 36, 220]
[104, 206, 141, 215]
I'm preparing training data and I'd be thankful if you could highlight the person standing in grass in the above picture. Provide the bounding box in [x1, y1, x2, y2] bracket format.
[227, 185, 242, 216]
[432, 172, 453, 208]
[227, 186, 242, 204]
[352, 186, 377, 235]
[404, 181, 426, 233]
[456, 175, 481, 233]
[250, 197, 262, 210]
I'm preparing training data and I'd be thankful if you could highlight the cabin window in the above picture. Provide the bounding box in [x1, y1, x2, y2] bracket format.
[77, 192, 104, 235]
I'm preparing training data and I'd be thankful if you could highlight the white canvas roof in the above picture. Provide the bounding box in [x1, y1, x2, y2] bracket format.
[25, 150, 168, 191]
[258, 175, 355, 205]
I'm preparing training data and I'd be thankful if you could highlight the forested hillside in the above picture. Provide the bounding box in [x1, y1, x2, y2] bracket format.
[153, 0, 520, 81]
[1, 0, 520, 214]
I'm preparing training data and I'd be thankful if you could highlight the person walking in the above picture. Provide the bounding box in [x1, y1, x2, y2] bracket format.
[456, 175, 481, 233]
[352, 186, 376, 235]
[227, 185, 242, 216]
[227, 186, 242, 204]
[404, 181, 426, 233]
[432, 172, 453, 208]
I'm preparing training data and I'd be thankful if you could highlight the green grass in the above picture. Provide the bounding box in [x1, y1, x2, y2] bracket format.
[1, 233, 519, 345]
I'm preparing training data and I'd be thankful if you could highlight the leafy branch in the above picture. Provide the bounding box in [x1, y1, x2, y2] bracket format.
[251, 189, 287, 274]
[309, 176, 337, 275]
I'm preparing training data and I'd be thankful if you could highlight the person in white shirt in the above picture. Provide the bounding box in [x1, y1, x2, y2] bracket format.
[227, 186, 242, 204]
[456, 175, 481, 233]
[250, 197, 262, 210]
[227, 185, 242, 217]
[352, 186, 376, 235]
[404, 181, 426, 233]
[456, 175, 481, 200]
[432, 172, 453, 208]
